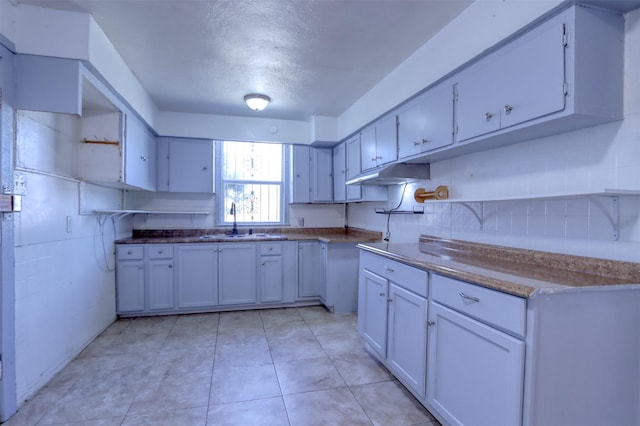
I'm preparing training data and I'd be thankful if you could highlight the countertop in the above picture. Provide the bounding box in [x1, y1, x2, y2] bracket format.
[358, 235, 640, 298]
[116, 227, 382, 245]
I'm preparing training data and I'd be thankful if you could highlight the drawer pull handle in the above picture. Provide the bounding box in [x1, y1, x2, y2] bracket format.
[127, 250, 133, 255]
[268, 247, 273, 251]
[384, 266, 394, 272]
[459, 292, 480, 303]
[427, 320, 435, 326]
[158, 250, 163, 254]
[484, 112, 493, 121]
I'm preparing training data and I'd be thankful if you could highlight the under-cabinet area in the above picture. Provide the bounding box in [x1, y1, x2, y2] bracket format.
[357, 237, 640, 426]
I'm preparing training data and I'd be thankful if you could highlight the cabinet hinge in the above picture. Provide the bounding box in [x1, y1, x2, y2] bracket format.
[563, 24, 569, 47]
[0, 353, 3, 380]
[563, 82, 569, 95]
[454, 125, 458, 135]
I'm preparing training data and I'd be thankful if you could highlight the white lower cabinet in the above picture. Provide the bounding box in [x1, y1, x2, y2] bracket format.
[116, 244, 174, 314]
[427, 302, 525, 426]
[297, 241, 322, 299]
[218, 244, 257, 305]
[118, 241, 298, 315]
[358, 251, 428, 398]
[177, 245, 218, 308]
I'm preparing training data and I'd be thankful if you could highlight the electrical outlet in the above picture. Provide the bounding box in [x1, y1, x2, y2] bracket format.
[13, 172, 27, 195]
[298, 217, 304, 227]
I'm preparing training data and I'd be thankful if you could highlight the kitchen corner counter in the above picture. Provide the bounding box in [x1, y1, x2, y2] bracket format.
[358, 235, 640, 298]
[116, 227, 382, 245]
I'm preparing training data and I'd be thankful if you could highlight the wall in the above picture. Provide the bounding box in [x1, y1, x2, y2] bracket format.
[13, 110, 128, 403]
[348, 8, 640, 263]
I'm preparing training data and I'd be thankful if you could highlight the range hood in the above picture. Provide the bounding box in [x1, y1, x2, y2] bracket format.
[345, 163, 430, 185]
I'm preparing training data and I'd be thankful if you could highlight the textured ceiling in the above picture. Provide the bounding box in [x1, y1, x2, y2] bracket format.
[18, 0, 473, 120]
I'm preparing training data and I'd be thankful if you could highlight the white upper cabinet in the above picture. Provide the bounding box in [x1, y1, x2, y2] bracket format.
[345, 135, 388, 202]
[397, 83, 454, 160]
[332, 142, 346, 202]
[289, 145, 333, 203]
[455, 5, 623, 146]
[156, 137, 214, 193]
[360, 113, 398, 171]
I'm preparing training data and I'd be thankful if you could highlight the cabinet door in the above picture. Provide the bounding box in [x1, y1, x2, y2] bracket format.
[297, 241, 321, 298]
[332, 143, 346, 202]
[496, 19, 566, 129]
[374, 113, 398, 166]
[123, 113, 155, 191]
[398, 84, 453, 159]
[177, 245, 218, 308]
[455, 62, 502, 142]
[427, 302, 525, 426]
[312, 148, 333, 202]
[290, 145, 311, 203]
[387, 283, 427, 398]
[357, 269, 388, 357]
[147, 260, 174, 310]
[345, 135, 363, 201]
[260, 255, 283, 303]
[219, 244, 257, 305]
[168, 138, 214, 192]
[116, 261, 145, 313]
[360, 126, 377, 172]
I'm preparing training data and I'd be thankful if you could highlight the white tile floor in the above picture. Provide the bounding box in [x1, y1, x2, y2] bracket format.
[5, 307, 440, 426]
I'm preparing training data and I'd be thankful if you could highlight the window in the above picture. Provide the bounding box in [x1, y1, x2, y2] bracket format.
[216, 141, 287, 225]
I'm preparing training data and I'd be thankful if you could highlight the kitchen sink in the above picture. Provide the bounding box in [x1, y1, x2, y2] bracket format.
[199, 233, 284, 240]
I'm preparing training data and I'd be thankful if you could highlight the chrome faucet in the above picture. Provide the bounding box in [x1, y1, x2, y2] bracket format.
[230, 202, 238, 235]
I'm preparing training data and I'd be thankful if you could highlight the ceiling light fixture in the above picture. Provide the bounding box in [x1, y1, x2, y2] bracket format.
[244, 94, 271, 111]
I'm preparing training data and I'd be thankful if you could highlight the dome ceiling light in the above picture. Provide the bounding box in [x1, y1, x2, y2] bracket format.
[244, 94, 271, 111]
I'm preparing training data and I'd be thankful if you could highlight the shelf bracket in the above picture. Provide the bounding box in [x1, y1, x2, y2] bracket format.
[590, 196, 619, 240]
[459, 202, 484, 230]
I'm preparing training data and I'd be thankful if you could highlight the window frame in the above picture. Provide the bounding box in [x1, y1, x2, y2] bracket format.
[215, 140, 289, 227]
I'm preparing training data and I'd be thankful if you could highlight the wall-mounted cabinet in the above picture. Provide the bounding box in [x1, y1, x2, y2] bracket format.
[289, 145, 333, 203]
[360, 113, 398, 172]
[397, 83, 454, 160]
[332, 142, 347, 202]
[345, 135, 388, 203]
[156, 137, 214, 193]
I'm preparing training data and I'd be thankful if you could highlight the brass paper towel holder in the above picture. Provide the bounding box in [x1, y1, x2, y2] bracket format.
[414, 185, 449, 203]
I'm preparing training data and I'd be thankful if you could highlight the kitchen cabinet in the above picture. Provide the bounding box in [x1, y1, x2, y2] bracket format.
[360, 113, 398, 171]
[289, 145, 333, 203]
[176, 244, 218, 308]
[156, 137, 214, 193]
[146, 245, 175, 311]
[321, 242, 361, 313]
[332, 143, 346, 202]
[427, 274, 525, 426]
[345, 135, 388, 202]
[218, 243, 257, 305]
[454, 5, 623, 146]
[358, 251, 428, 398]
[116, 246, 145, 313]
[78, 109, 157, 191]
[258, 242, 297, 304]
[397, 83, 454, 160]
[115, 244, 174, 314]
[297, 241, 322, 299]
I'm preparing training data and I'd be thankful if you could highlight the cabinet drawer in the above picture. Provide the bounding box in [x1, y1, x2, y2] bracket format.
[259, 242, 282, 255]
[431, 274, 526, 337]
[147, 244, 173, 259]
[117, 245, 144, 260]
[361, 251, 428, 298]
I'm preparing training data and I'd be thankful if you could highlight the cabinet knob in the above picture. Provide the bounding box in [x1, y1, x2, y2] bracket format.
[261, 262, 265, 266]
[158, 250, 163, 254]
[413, 141, 421, 146]
[268, 247, 273, 251]
[504, 105, 513, 114]
[421, 138, 430, 144]
[379, 292, 386, 297]
[384, 266, 394, 272]
[168, 265, 173, 268]
[202, 166, 208, 171]
[141, 156, 147, 161]
[138, 266, 143, 270]
[459, 292, 480, 303]
[427, 320, 435, 326]
[484, 112, 493, 121]
[127, 250, 133, 255]
[386, 297, 393, 303]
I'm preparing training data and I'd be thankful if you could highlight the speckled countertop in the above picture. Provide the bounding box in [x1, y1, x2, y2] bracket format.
[358, 235, 640, 298]
[116, 227, 382, 245]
